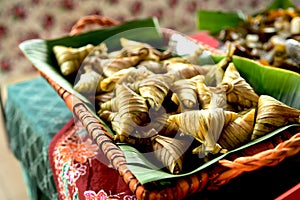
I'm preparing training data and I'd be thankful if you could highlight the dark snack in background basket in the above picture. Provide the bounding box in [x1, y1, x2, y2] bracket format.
[217, 8, 300, 73]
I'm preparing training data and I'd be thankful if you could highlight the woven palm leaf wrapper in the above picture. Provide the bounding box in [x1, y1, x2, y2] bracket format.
[19, 15, 300, 200]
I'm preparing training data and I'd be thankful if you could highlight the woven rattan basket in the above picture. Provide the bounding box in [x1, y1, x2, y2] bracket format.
[22, 15, 300, 200]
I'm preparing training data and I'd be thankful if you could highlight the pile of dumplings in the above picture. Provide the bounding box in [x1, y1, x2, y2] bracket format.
[53, 38, 300, 174]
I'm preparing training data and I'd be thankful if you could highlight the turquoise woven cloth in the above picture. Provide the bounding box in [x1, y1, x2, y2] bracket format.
[4, 76, 72, 200]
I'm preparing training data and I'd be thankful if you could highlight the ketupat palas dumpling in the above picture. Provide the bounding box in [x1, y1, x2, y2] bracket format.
[100, 67, 135, 92]
[171, 75, 205, 112]
[73, 65, 103, 94]
[251, 95, 300, 140]
[118, 66, 154, 84]
[165, 61, 209, 79]
[120, 37, 171, 61]
[53, 44, 94, 76]
[218, 108, 256, 150]
[221, 62, 259, 111]
[203, 45, 235, 87]
[101, 50, 148, 77]
[152, 134, 190, 174]
[133, 72, 176, 111]
[167, 109, 228, 157]
[197, 81, 228, 110]
[108, 83, 150, 140]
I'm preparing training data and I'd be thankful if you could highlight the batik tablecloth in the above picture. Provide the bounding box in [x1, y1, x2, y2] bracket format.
[48, 118, 134, 200]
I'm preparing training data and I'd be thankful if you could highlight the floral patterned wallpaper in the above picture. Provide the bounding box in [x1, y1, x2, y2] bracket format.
[2, 0, 297, 80]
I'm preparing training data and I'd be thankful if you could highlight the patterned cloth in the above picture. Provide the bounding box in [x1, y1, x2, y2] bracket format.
[48, 118, 134, 200]
[0, 0, 278, 79]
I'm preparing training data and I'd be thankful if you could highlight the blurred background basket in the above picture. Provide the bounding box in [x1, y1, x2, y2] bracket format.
[20, 15, 300, 200]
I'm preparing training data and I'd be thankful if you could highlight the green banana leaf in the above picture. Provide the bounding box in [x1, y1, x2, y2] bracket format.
[120, 55, 300, 185]
[267, 0, 296, 10]
[197, 0, 297, 34]
[197, 10, 246, 35]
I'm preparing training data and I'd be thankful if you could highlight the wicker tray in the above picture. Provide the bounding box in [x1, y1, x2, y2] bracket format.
[19, 15, 300, 200]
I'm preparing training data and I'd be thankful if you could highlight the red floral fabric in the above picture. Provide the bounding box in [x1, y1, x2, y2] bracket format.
[48, 118, 134, 200]
[0, 0, 277, 79]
